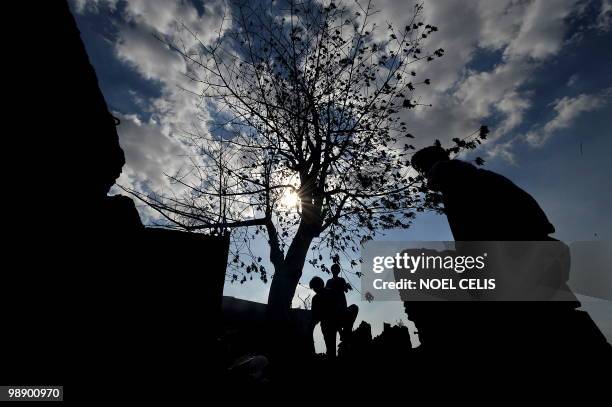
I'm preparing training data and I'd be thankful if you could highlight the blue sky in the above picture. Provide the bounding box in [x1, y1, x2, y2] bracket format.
[70, 0, 612, 346]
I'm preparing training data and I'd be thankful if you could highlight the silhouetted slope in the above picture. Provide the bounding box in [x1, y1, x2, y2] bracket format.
[4, 0, 126, 386]
[3, 2, 230, 400]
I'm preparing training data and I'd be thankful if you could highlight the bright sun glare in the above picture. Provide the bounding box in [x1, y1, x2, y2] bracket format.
[281, 190, 300, 209]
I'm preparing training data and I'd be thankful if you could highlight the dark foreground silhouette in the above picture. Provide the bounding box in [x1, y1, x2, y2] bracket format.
[402, 145, 612, 369]
[5, 1, 230, 402]
[5, 1, 609, 400]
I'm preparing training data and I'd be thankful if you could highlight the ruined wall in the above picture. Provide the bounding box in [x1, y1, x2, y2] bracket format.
[2, 1, 229, 390]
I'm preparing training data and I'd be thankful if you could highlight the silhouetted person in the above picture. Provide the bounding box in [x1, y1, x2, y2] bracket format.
[310, 276, 359, 357]
[411, 144, 554, 241]
[326, 264, 358, 341]
[326, 264, 349, 310]
[310, 277, 337, 358]
[403, 143, 612, 368]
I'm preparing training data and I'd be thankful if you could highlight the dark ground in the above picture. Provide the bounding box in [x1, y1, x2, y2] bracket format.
[3, 1, 610, 403]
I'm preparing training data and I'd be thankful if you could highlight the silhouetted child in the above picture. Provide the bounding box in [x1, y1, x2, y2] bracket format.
[326, 264, 358, 341]
[310, 276, 338, 358]
[326, 264, 349, 310]
[311, 275, 359, 358]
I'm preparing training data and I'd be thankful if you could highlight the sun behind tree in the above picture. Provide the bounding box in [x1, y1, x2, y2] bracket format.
[126, 0, 450, 318]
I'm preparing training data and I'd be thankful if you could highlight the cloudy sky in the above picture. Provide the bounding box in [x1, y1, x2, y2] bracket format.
[70, 0, 612, 347]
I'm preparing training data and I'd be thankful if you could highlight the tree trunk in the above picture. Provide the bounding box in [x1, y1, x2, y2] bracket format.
[266, 222, 315, 320]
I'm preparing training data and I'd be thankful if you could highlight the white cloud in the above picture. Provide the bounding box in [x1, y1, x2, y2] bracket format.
[455, 61, 530, 120]
[73, 0, 227, 201]
[113, 113, 187, 189]
[504, 0, 579, 60]
[110, 112, 197, 224]
[115, 24, 185, 83]
[476, 1, 527, 51]
[598, 0, 612, 31]
[74, 0, 603, 181]
[567, 73, 580, 87]
[361, 1, 525, 151]
[76, 0, 608, 194]
[371, 0, 601, 162]
[544, 93, 605, 133]
[526, 91, 609, 146]
[71, 0, 118, 13]
[496, 90, 533, 135]
[485, 138, 518, 164]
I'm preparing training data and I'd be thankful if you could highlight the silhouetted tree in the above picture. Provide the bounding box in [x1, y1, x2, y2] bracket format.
[126, 0, 456, 317]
